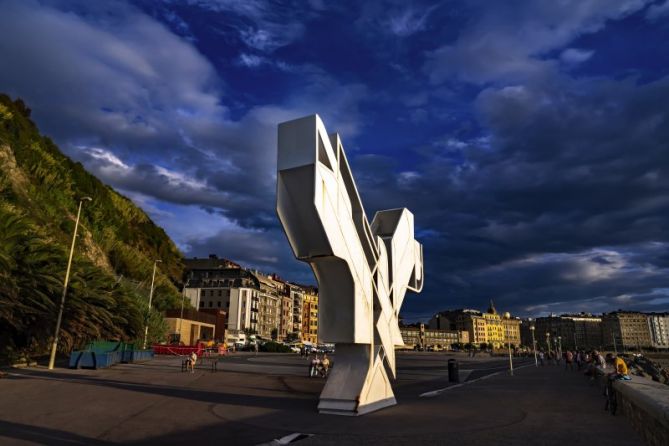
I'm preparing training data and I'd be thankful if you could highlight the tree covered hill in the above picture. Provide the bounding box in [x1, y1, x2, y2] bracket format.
[0, 94, 185, 359]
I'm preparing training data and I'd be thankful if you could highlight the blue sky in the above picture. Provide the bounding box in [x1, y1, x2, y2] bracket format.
[1, 0, 669, 321]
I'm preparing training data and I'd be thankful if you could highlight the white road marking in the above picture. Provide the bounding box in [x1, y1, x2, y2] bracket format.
[256, 432, 314, 445]
[419, 363, 536, 397]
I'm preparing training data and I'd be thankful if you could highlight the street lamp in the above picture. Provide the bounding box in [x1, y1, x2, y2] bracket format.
[48, 197, 92, 370]
[178, 278, 191, 339]
[503, 312, 513, 376]
[529, 323, 538, 367]
[546, 331, 551, 356]
[142, 259, 162, 349]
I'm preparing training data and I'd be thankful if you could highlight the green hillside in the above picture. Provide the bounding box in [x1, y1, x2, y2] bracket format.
[0, 94, 184, 360]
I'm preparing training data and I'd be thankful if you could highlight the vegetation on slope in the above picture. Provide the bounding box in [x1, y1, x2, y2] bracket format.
[0, 95, 184, 360]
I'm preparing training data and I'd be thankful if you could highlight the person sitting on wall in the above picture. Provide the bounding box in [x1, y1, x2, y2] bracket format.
[606, 353, 630, 380]
[187, 351, 198, 373]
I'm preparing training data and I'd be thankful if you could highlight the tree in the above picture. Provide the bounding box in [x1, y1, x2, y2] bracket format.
[286, 332, 299, 343]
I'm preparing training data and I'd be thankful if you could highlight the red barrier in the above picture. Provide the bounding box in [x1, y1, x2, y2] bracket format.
[152, 345, 204, 356]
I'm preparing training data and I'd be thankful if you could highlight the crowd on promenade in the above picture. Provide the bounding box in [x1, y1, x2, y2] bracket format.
[536, 348, 630, 378]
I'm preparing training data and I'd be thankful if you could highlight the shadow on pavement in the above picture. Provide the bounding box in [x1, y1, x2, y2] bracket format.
[0, 420, 113, 445]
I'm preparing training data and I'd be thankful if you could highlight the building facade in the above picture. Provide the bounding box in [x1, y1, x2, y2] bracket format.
[430, 302, 520, 348]
[291, 286, 304, 340]
[183, 257, 319, 344]
[400, 324, 468, 349]
[164, 309, 216, 345]
[534, 314, 602, 350]
[602, 311, 652, 350]
[647, 313, 669, 349]
[183, 258, 261, 334]
[256, 275, 281, 340]
[302, 289, 319, 344]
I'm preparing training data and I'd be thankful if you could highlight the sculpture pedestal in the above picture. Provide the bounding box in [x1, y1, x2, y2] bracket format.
[317, 344, 397, 416]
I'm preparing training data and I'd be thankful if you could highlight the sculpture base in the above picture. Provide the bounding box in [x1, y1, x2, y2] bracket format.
[316, 344, 397, 416]
[318, 396, 397, 416]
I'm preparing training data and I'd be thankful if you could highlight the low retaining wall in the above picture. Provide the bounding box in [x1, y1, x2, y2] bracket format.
[69, 349, 154, 369]
[614, 378, 669, 446]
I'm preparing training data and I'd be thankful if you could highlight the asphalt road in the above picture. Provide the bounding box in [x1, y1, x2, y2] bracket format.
[0, 352, 642, 445]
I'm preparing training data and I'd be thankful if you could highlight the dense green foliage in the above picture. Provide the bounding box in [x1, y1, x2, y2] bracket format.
[0, 95, 185, 360]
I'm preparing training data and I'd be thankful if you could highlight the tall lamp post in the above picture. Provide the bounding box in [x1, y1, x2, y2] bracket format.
[142, 259, 162, 349]
[48, 197, 92, 370]
[504, 312, 513, 376]
[546, 332, 551, 354]
[530, 324, 538, 367]
[178, 278, 191, 340]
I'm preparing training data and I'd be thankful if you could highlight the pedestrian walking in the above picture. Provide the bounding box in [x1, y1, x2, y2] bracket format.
[565, 350, 574, 371]
[321, 354, 331, 378]
[309, 353, 319, 378]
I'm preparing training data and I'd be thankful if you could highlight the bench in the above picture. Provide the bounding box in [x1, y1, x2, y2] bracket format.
[181, 356, 218, 373]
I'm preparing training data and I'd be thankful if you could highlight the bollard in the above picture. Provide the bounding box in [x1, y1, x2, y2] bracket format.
[448, 358, 459, 383]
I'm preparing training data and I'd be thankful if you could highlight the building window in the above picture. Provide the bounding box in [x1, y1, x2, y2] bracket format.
[199, 301, 204, 308]
[217, 301, 221, 307]
[218, 290, 222, 297]
[209, 301, 213, 308]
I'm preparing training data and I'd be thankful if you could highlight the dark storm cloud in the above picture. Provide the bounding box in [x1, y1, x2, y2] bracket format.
[1, 0, 668, 318]
[0, 0, 366, 232]
[354, 72, 669, 318]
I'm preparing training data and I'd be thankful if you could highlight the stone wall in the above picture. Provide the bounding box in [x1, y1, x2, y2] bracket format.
[613, 378, 669, 446]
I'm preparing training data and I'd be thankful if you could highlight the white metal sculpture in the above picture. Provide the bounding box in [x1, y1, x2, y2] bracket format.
[276, 115, 424, 416]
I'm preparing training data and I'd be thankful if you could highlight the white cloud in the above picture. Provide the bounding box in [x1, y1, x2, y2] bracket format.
[560, 48, 595, 64]
[180, 0, 307, 52]
[0, 0, 225, 157]
[646, 0, 669, 20]
[238, 53, 265, 67]
[424, 0, 649, 84]
[388, 6, 437, 37]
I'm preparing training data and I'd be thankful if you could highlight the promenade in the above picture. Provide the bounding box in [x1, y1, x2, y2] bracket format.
[0, 352, 643, 445]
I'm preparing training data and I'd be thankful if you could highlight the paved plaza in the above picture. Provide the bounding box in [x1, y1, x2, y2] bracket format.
[0, 352, 643, 445]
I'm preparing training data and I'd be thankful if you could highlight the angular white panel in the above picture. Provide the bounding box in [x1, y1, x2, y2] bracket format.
[277, 114, 424, 416]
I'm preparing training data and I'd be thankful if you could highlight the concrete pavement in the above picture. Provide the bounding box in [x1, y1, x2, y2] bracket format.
[0, 352, 643, 445]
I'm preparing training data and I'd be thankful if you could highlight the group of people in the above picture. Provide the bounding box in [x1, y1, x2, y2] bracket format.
[536, 349, 560, 366]
[308, 353, 330, 378]
[536, 348, 630, 379]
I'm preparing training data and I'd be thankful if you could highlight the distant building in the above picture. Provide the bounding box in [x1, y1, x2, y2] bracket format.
[291, 286, 304, 340]
[183, 257, 319, 344]
[534, 314, 602, 350]
[400, 323, 468, 349]
[429, 301, 520, 348]
[199, 309, 227, 342]
[257, 274, 281, 340]
[647, 313, 669, 349]
[602, 311, 652, 350]
[268, 275, 294, 342]
[519, 318, 534, 347]
[183, 259, 260, 334]
[302, 288, 319, 345]
[164, 309, 216, 346]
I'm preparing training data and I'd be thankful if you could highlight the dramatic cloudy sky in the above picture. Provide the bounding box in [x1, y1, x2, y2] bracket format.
[2, 0, 669, 320]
